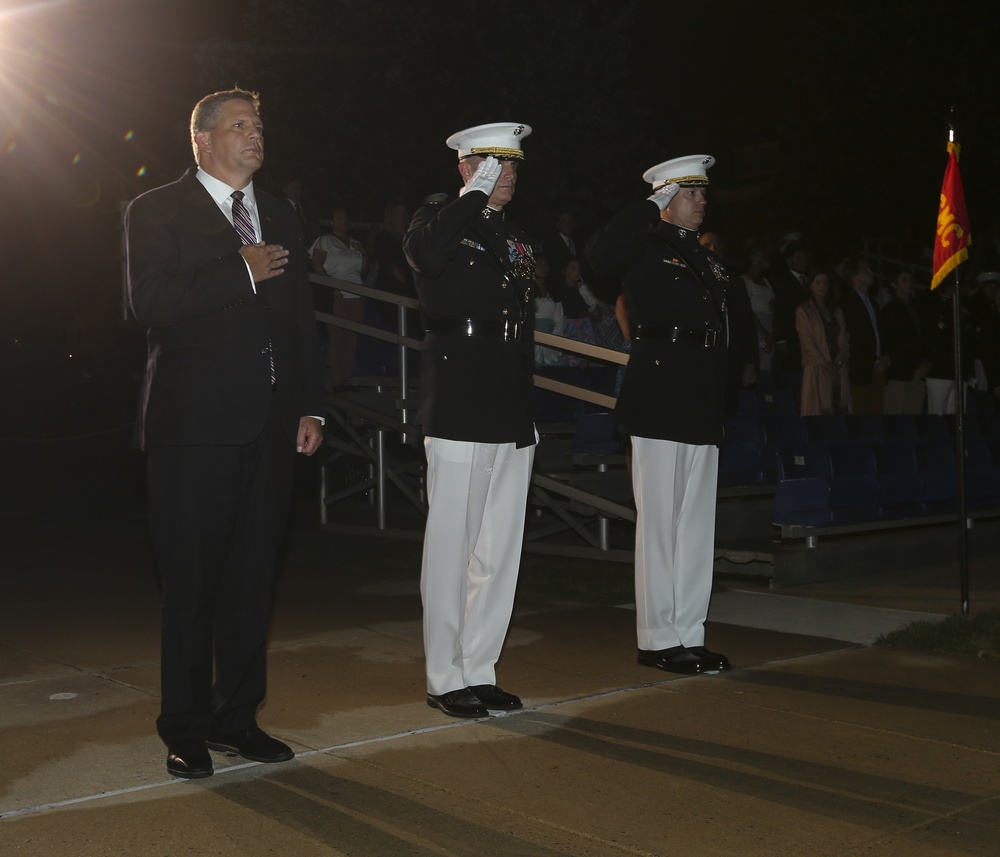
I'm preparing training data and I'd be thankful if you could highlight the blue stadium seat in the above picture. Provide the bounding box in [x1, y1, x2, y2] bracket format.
[737, 388, 758, 415]
[572, 411, 620, 455]
[762, 414, 809, 447]
[916, 414, 951, 440]
[586, 365, 620, 397]
[830, 441, 878, 477]
[754, 371, 777, 392]
[829, 473, 881, 522]
[772, 477, 834, 527]
[828, 441, 881, 522]
[844, 415, 885, 443]
[883, 414, 919, 441]
[804, 414, 848, 445]
[724, 413, 764, 445]
[978, 413, 1000, 439]
[756, 388, 797, 416]
[775, 442, 833, 481]
[874, 440, 924, 518]
[915, 437, 958, 513]
[533, 366, 589, 425]
[963, 439, 1000, 509]
[719, 441, 764, 488]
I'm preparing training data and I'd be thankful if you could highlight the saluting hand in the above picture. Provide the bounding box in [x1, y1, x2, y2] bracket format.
[462, 155, 502, 198]
[647, 181, 679, 211]
[240, 242, 290, 283]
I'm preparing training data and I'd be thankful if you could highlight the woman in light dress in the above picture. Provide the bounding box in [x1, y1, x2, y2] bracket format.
[310, 207, 368, 388]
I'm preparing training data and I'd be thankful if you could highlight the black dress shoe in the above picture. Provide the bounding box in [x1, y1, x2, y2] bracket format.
[685, 646, 732, 671]
[206, 726, 294, 763]
[470, 684, 523, 711]
[426, 688, 489, 718]
[166, 740, 213, 779]
[637, 646, 706, 675]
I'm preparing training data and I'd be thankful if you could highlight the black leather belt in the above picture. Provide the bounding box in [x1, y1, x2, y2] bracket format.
[634, 325, 722, 348]
[425, 317, 523, 342]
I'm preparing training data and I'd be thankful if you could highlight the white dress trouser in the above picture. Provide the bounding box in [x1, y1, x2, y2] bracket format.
[421, 436, 535, 695]
[632, 437, 719, 651]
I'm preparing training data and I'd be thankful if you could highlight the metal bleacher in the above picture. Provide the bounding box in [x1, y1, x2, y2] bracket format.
[311, 270, 1000, 582]
[311, 272, 635, 562]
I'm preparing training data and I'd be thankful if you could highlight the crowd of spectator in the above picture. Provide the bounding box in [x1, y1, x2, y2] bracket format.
[286, 173, 1000, 419]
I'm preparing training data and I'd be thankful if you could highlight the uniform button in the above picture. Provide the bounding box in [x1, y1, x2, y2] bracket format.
[502, 308, 509, 315]
[501, 282, 507, 288]
[443, 354, 449, 360]
[469, 260, 475, 266]
[655, 359, 661, 366]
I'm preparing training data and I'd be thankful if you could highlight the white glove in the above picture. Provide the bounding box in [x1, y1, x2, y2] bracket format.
[461, 155, 502, 197]
[647, 182, 679, 211]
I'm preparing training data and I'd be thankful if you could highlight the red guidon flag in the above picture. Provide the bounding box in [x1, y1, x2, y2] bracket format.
[932, 140, 971, 290]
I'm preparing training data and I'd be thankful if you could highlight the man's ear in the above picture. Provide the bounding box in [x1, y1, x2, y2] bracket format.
[195, 130, 211, 156]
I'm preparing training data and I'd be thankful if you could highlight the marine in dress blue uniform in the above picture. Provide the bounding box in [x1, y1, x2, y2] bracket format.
[587, 155, 733, 675]
[403, 123, 537, 717]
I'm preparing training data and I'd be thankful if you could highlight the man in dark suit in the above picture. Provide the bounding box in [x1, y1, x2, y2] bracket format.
[587, 154, 732, 677]
[769, 241, 812, 376]
[840, 256, 890, 415]
[126, 89, 326, 778]
[403, 122, 536, 719]
[278, 175, 317, 253]
[542, 209, 579, 277]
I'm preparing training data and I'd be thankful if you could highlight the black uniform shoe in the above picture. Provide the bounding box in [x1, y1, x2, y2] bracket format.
[685, 646, 732, 671]
[426, 688, 489, 718]
[637, 645, 706, 674]
[166, 740, 213, 779]
[206, 726, 294, 763]
[470, 684, 523, 711]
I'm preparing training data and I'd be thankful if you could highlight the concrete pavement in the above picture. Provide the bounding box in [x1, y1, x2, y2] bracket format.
[2, 490, 999, 855]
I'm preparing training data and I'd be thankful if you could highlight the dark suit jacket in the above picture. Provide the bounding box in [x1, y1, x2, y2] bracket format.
[404, 191, 536, 448]
[587, 201, 729, 445]
[839, 287, 880, 386]
[542, 229, 579, 276]
[769, 266, 810, 368]
[879, 295, 924, 382]
[126, 168, 325, 449]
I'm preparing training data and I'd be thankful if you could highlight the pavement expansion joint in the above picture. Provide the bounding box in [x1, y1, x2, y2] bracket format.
[0, 673, 725, 821]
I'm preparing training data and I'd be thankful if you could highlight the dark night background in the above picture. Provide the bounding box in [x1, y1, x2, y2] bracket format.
[2, 0, 1000, 449]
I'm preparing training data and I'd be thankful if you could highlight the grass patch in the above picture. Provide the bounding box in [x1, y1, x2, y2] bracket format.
[875, 610, 1000, 660]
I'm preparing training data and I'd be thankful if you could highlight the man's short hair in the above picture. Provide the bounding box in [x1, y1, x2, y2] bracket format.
[840, 256, 868, 284]
[190, 88, 260, 162]
[783, 241, 808, 260]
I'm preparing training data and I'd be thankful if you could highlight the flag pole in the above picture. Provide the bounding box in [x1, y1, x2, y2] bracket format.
[932, 116, 972, 618]
[948, 121, 970, 619]
[951, 250, 970, 619]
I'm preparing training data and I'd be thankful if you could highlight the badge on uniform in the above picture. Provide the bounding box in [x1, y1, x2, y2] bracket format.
[708, 256, 729, 282]
[508, 239, 536, 280]
[663, 257, 688, 269]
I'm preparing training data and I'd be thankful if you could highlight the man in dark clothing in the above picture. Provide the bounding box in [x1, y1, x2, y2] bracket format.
[126, 89, 326, 779]
[404, 123, 537, 719]
[769, 241, 812, 376]
[587, 154, 732, 677]
[879, 267, 929, 414]
[840, 257, 890, 415]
